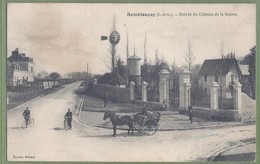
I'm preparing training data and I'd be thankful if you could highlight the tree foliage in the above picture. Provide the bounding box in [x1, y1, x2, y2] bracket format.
[36, 71, 48, 79]
[141, 51, 169, 101]
[184, 40, 195, 71]
[240, 46, 256, 99]
[67, 72, 91, 81]
[222, 52, 236, 59]
[114, 56, 126, 79]
[49, 72, 61, 80]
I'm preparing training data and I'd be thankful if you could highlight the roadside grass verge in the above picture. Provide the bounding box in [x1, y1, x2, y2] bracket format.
[7, 86, 62, 110]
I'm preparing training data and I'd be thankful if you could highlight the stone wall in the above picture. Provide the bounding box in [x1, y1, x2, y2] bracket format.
[131, 100, 165, 111]
[192, 106, 240, 122]
[93, 84, 130, 102]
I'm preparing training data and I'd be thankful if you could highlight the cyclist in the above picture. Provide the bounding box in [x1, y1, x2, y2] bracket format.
[64, 108, 73, 130]
[22, 107, 31, 128]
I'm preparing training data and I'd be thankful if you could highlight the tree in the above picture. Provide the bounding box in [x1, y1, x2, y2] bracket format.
[36, 71, 48, 79]
[149, 51, 169, 100]
[248, 46, 256, 99]
[184, 40, 195, 71]
[240, 46, 256, 99]
[223, 52, 236, 59]
[115, 56, 126, 79]
[49, 72, 61, 80]
[190, 64, 202, 86]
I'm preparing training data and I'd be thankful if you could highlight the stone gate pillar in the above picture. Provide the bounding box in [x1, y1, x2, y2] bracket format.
[142, 81, 148, 102]
[210, 82, 219, 110]
[159, 69, 170, 110]
[184, 83, 191, 111]
[179, 70, 191, 114]
[93, 78, 97, 85]
[130, 81, 135, 100]
[233, 81, 242, 121]
[93, 78, 97, 91]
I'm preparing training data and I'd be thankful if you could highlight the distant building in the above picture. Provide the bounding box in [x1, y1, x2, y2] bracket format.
[198, 58, 242, 98]
[98, 73, 127, 88]
[7, 48, 35, 86]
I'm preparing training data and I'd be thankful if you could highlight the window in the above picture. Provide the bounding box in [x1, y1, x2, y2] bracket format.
[215, 75, 218, 82]
[31, 67, 33, 72]
[204, 75, 207, 82]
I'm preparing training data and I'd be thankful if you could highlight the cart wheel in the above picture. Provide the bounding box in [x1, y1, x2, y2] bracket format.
[134, 123, 145, 135]
[143, 119, 158, 135]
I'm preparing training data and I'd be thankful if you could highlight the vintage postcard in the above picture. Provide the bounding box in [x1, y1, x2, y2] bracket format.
[5, 2, 256, 162]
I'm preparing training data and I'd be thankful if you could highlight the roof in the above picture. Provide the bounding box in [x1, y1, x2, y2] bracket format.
[7, 48, 33, 63]
[98, 73, 127, 85]
[239, 65, 250, 76]
[116, 74, 127, 84]
[128, 55, 141, 60]
[141, 64, 156, 71]
[198, 58, 242, 76]
[141, 64, 171, 72]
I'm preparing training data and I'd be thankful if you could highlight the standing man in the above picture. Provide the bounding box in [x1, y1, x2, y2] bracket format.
[22, 107, 31, 128]
[188, 106, 194, 124]
[64, 108, 73, 130]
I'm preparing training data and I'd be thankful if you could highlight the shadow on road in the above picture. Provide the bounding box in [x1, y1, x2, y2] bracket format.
[53, 127, 65, 131]
[79, 131, 149, 138]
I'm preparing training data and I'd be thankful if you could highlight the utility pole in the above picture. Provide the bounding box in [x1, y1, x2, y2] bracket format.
[125, 24, 129, 85]
[144, 33, 147, 64]
[89, 66, 91, 79]
[87, 63, 89, 84]
[111, 16, 116, 75]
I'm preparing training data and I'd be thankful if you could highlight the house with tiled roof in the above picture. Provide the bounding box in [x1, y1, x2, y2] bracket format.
[7, 48, 35, 86]
[198, 58, 242, 98]
[98, 73, 127, 88]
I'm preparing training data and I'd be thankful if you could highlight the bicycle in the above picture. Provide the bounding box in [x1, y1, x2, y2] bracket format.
[64, 118, 69, 131]
[22, 117, 34, 129]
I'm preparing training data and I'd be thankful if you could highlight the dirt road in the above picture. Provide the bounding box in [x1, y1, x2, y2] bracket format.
[7, 82, 256, 162]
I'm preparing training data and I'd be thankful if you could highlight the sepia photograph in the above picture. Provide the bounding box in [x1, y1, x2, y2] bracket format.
[5, 3, 256, 162]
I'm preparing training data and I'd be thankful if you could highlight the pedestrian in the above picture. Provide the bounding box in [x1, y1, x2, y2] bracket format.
[163, 100, 167, 110]
[188, 106, 194, 124]
[64, 108, 73, 130]
[104, 95, 108, 108]
[22, 107, 31, 128]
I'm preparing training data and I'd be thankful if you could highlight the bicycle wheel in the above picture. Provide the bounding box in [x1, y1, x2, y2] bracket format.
[29, 118, 34, 127]
[64, 120, 69, 131]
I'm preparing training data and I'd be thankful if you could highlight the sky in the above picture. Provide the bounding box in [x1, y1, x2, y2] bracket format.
[7, 3, 256, 76]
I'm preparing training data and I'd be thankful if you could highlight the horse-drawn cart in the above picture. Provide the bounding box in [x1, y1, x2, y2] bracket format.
[103, 110, 161, 136]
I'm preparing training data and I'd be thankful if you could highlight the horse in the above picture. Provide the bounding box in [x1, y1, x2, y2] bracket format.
[103, 111, 134, 136]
